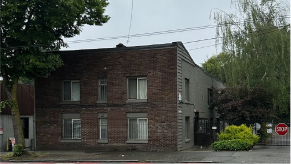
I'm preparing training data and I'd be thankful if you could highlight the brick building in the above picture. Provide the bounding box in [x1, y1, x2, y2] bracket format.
[35, 42, 225, 151]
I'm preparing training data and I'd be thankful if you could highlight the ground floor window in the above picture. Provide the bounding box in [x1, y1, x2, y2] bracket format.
[62, 113, 81, 139]
[98, 113, 108, 143]
[127, 113, 148, 143]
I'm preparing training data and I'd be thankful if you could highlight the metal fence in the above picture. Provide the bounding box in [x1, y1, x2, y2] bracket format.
[194, 119, 290, 147]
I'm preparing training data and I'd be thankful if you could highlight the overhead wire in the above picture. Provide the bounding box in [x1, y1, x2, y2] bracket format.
[0, 16, 289, 50]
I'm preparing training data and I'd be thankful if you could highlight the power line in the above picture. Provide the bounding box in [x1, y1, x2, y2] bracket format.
[0, 18, 289, 50]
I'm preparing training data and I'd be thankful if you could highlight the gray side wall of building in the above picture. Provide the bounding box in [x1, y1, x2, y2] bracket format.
[177, 42, 196, 151]
[176, 42, 225, 151]
[0, 115, 34, 151]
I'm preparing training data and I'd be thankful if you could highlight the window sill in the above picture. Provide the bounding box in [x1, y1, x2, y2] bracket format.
[61, 139, 81, 142]
[97, 101, 107, 104]
[126, 99, 147, 103]
[126, 140, 148, 144]
[60, 101, 80, 105]
[98, 139, 108, 144]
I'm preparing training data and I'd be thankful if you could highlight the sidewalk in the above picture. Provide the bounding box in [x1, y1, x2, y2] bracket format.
[1, 145, 290, 163]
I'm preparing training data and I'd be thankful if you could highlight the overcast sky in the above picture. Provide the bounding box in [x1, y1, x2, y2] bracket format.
[62, 0, 235, 66]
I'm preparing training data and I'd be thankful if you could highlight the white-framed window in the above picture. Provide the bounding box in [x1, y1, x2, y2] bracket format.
[127, 77, 147, 100]
[98, 78, 107, 103]
[98, 113, 108, 140]
[62, 113, 81, 139]
[63, 80, 80, 101]
[127, 113, 148, 143]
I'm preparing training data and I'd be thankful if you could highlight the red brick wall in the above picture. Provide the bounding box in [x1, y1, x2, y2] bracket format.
[35, 47, 178, 151]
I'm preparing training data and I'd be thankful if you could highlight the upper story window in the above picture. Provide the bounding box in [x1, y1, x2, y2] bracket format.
[63, 80, 80, 101]
[127, 77, 147, 100]
[185, 78, 190, 102]
[98, 78, 107, 103]
[208, 88, 213, 105]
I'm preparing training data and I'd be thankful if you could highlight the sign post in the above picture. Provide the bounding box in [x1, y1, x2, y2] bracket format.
[275, 123, 289, 136]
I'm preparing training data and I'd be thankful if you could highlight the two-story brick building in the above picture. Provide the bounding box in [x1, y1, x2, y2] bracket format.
[35, 42, 225, 151]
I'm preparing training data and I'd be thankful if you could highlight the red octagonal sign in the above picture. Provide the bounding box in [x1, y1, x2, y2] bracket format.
[275, 123, 289, 136]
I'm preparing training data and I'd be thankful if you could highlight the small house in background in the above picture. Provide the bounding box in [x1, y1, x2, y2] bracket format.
[35, 42, 225, 151]
[0, 82, 35, 151]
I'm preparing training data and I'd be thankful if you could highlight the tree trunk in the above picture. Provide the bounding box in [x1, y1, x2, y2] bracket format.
[9, 77, 26, 147]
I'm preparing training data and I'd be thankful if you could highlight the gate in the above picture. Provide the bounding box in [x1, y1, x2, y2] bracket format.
[194, 118, 225, 147]
[262, 123, 290, 146]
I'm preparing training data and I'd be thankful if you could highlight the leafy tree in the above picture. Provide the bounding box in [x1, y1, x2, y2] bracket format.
[210, 86, 275, 125]
[1, 0, 110, 148]
[211, 0, 289, 121]
[202, 52, 230, 83]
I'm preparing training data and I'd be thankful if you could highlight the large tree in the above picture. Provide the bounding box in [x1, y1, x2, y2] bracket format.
[210, 0, 289, 121]
[202, 52, 230, 83]
[0, 0, 110, 148]
[210, 86, 275, 125]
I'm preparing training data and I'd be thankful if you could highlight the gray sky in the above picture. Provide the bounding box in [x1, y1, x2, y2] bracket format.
[62, 0, 235, 66]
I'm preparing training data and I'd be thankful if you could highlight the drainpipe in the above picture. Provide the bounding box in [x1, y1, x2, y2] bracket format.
[33, 82, 36, 151]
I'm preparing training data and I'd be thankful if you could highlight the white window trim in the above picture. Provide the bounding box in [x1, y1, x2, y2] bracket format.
[62, 118, 81, 140]
[127, 77, 147, 102]
[126, 117, 148, 143]
[97, 78, 107, 103]
[98, 113, 108, 143]
[62, 80, 80, 102]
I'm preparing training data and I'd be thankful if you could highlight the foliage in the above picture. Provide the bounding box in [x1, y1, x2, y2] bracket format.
[1, 0, 110, 151]
[257, 122, 271, 143]
[19, 77, 34, 85]
[210, 86, 275, 124]
[211, 139, 252, 151]
[211, 0, 290, 121]
[218, 124, 259, 146]
[202, 52, 230, 83]
[13, 144, 26, 157]
[211, 124, 259, 151]
[0, 152, 48, 162]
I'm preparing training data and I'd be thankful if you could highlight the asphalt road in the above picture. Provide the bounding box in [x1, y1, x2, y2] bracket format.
[1, 145, 290, 163]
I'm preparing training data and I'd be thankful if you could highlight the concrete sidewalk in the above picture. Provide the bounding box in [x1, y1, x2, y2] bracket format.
[1, 145, 290, 163]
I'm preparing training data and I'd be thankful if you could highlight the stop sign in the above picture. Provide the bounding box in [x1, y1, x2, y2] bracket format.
[275, 123, 289, 135]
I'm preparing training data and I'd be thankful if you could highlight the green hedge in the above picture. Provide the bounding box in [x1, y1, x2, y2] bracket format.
[211, 124, 260, 151]
[211, 139, 252, 151]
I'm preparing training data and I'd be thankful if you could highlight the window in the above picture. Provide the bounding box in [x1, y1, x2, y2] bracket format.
[98, 78, 107, 103]
[62, 114, 81, 140]
[185, 78, 190, 102]
[208, 88, 213, 105]
[185, 117, 190, 142]
[127, 113, 148, 143]
[63, 81, 80, 101]
[98, 113, 108, 143]
[21, 118, 29, 139]
[127, 77, 147, 100]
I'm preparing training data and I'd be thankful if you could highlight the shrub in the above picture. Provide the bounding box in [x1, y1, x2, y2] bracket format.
[211, 124, 260, 151]
[218, 124, 259, 146]
[13, 144, 25, 156]
[257, 122, 271, 143]
[211, 139, 252, 151]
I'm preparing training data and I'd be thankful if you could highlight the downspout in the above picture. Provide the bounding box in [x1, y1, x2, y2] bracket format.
[33, 81, 36, 150]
